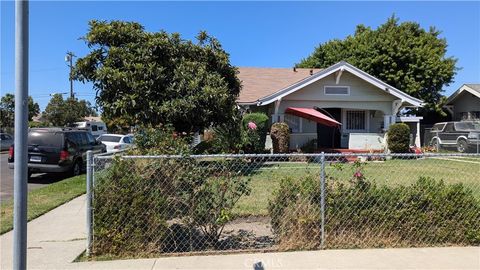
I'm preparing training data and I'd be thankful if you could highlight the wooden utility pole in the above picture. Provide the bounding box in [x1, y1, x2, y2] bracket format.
[65, 52, 75, 99]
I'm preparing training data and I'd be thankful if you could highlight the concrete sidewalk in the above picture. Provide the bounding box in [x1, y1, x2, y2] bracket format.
[1, 195, 87, 270]
[70, 247, 480, 270]
[1, 195, 479, 270]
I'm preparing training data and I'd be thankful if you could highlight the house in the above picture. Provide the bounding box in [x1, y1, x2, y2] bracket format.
[444, 84, 480, 121]
[237, 61, 424, 150]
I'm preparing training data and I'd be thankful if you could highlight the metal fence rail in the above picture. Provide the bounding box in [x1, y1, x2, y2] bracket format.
[86, 152, 480, 258]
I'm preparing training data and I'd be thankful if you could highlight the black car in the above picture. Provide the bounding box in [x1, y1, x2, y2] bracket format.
[8, 128, 106, 177]
[429, 121, 480, 153]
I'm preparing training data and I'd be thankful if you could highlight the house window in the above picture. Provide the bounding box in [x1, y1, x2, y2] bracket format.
[324, 86, 350, 95]
[345, 110, 366, 131]
[284, 114, 301, 133]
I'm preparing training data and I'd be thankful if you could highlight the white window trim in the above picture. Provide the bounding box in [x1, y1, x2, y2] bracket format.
[324, 85, 350, 96]
[342, 109, 369, 133]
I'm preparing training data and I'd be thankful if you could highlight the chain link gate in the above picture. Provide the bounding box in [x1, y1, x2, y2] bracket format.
[85, 152, 480, 258]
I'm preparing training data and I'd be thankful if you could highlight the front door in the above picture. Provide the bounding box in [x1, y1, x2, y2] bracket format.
[316, 108, 341, 148]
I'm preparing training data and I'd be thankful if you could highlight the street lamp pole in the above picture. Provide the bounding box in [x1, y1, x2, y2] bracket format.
[13, 0, 29, 269]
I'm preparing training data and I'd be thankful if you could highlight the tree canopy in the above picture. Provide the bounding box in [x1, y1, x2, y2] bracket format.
[73, 20, 241, 133]
[43, 94, 97, 126]
[297, 16, 457, 111]
[0, 93, 40, 128]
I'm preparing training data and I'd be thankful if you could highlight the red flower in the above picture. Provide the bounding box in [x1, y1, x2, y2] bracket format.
[353, 171, 363, 178]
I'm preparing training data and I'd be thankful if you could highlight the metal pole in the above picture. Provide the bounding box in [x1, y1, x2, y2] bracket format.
[477, 133, 479, 154]
[66, 52, 75, 99]
[86, 150, 93, 256]
[13, 0, 29, 269]
[320, 152, 326, 248]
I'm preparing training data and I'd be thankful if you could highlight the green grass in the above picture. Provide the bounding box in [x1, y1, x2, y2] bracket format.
[232, 157, 480, 216]
[0, 175, 86, 234]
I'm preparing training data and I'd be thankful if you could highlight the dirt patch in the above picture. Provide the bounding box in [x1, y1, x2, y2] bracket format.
[163, 216, 275, 253]
[219, 216, 274, 250]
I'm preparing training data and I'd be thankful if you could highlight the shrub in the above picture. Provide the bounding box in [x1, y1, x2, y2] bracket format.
[301, 139, 318, 153]
[132, 125, 191, 155]
[387, 123, 411, 153]
[270, 122, 290, 153]
[93, 158, 169, 256]
[194, 123, 242, 154]
[240, 113, 269, 153]
[94, 147, 251, 256]
[269, 170, 480, 250]
[190, 168, 251, 246]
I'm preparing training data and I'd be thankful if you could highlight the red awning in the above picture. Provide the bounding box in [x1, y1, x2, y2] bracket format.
[285, 107, 342, 127]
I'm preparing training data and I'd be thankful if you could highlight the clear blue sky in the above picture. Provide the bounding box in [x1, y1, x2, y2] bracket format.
[1, 1, 480, 110]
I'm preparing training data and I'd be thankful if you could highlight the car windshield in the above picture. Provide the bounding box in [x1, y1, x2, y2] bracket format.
[431, 123, 445, 132]
[98, 135, 121, 143]
[454, 122, 480, 131]
[28, 132, 63, 147]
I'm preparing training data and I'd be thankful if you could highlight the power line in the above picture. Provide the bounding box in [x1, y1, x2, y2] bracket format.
[0, 67, 65, 74]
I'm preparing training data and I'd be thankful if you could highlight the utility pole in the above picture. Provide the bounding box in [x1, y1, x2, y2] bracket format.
[65, 52, 75, 99]
[13, 0, 29, 269]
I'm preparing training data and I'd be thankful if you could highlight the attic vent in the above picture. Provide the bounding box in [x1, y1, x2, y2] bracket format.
[324, 86, 350, 95]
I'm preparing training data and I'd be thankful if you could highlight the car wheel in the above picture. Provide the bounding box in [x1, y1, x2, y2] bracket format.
[71, 160, 81, 176]
[457, 139, 468, 153]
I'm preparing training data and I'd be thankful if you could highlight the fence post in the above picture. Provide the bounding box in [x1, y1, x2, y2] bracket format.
[320, 151, 326, 248]
[86, 150, 93, 256]
[476, 132, 479, 154]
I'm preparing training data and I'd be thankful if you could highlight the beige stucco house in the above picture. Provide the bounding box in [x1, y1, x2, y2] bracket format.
[237, 61, 424, 150]
[444, 84, 480, 121]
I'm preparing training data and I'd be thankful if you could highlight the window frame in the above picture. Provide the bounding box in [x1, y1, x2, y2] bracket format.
[342, 109, 369, 133]
[324, 86, 350, 96]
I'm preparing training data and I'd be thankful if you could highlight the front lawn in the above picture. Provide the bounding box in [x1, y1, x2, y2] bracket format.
[0, 175, 86, 234]
[233, 157, 480, 216]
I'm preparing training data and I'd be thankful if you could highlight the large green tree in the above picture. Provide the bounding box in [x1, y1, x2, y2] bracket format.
[43, 94, 97, 126]
[0, 93, 40, 128]
[73, 20, 241, 133]
[297, 16, 457, 112]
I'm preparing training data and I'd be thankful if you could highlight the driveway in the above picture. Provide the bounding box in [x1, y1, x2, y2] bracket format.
[0, 153, 73, 203]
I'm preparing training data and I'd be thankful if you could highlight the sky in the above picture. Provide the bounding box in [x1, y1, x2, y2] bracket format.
[1, 1, 480, 111]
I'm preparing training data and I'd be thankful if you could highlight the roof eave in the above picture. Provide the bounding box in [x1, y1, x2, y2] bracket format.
[256, 61, 424, 108]
[446, 84, 480, 104]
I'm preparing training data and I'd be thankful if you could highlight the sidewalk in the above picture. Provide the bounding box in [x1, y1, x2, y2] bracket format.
[1, 195, 86, 270]
[1, 195, 479, 270]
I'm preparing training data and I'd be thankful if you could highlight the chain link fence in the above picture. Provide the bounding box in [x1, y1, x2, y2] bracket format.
[86, 152, 480, 258]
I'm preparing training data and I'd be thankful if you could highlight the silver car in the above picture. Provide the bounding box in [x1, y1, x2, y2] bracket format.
[0, 133, 14, 151]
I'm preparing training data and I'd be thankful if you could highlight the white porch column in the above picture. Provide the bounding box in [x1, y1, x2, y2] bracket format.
[415, 121, 421, 147]
[272, 98, 282, 123]
[384, 115, 392, 131]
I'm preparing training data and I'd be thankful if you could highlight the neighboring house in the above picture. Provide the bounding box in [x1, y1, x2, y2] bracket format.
[31, 113, 46, 123]
[444, 84, 480, 121]
[237, 61, 424, 150]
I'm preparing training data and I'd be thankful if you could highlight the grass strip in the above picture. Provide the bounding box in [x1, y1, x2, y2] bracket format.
[1, 175, 86, 234]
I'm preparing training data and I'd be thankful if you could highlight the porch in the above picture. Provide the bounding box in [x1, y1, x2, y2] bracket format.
[273, 107, 422, 151]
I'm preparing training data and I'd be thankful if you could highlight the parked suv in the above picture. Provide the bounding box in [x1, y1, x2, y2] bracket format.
[429, 121, 480, 153]
[8, 128, 106, 177]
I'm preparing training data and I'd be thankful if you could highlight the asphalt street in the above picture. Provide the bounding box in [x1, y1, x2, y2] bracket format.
[0, 152, 71, 203]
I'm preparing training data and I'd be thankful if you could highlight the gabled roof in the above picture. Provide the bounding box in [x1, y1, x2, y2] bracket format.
[237, 61, 424, 107]
[446, 84, 480, 104]
[237, 67, 322, 104]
